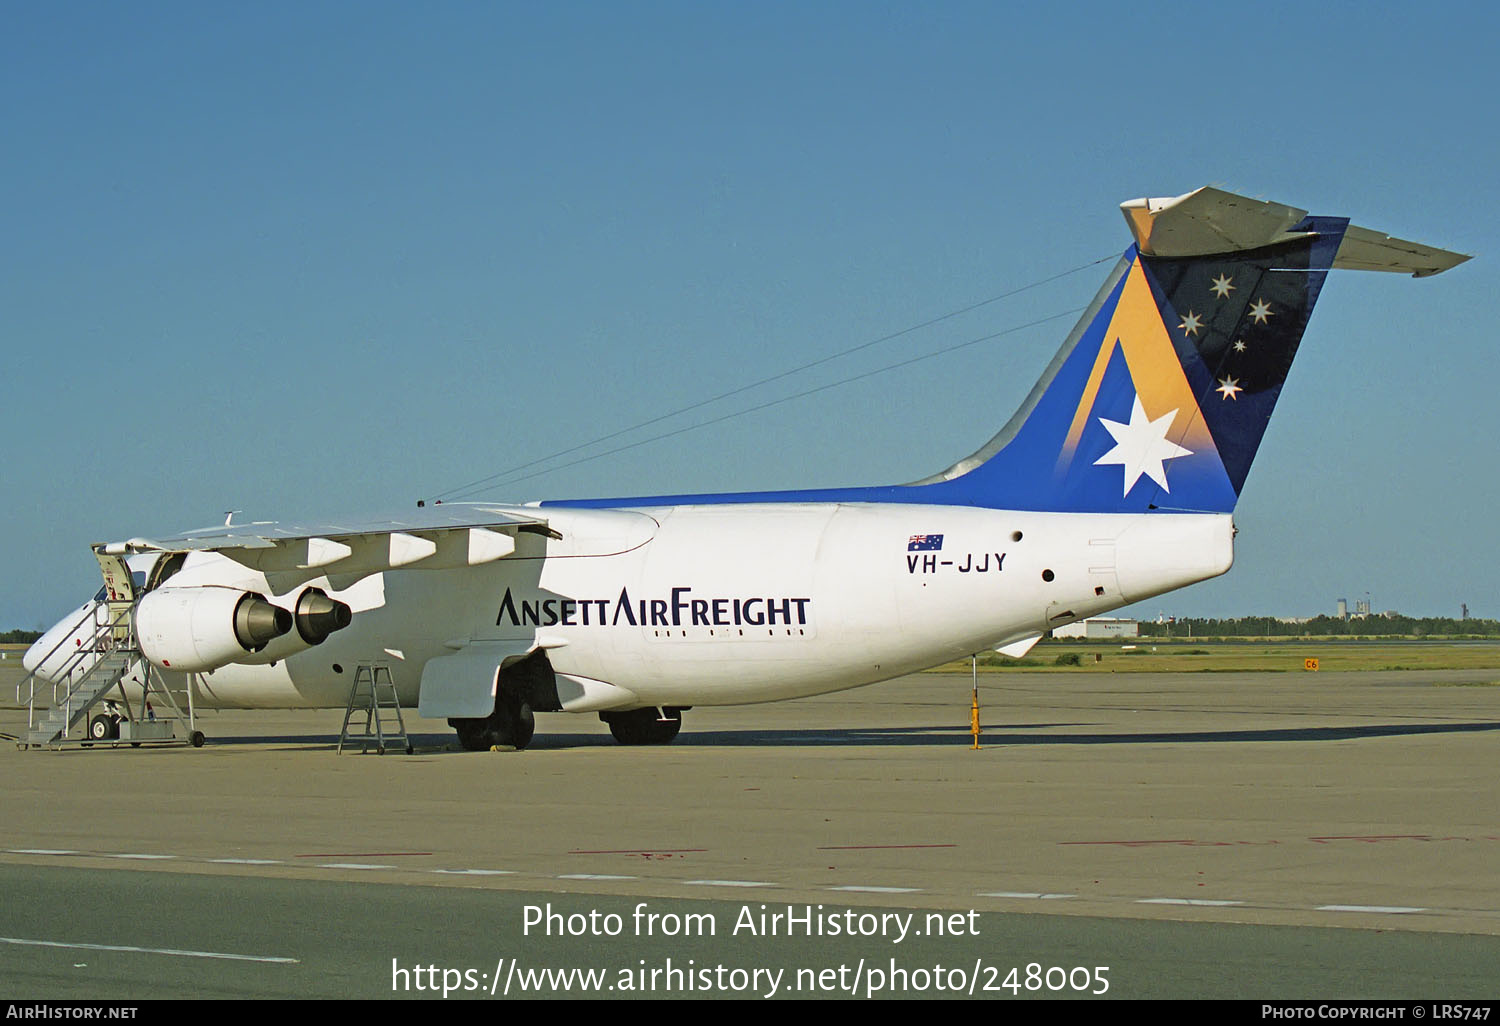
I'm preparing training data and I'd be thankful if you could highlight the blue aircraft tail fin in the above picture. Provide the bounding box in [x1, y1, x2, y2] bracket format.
[914, 187, 1466, 514]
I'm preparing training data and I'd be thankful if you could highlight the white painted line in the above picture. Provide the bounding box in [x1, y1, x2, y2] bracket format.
[0, 936, 298, 964]
[106, 854, 176, 861]
[430, 869, 517, 876]
[316, 863, 397, 870]
[1138, 898, 1245, 907]
[828, 886, 921, 894]
[979, 892, 1076, 900]
[1316, 904, 1427, 914]
[7, 849, 79, 856]
[208, 859, 283, 865]
[683, 880, 775, 888]
[558, 874, 639, 881]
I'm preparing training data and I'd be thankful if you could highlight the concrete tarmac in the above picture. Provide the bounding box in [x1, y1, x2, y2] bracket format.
[3, 665, 1499, 998]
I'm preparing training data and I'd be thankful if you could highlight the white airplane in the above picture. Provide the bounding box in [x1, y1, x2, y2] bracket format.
[24, 187, 1468, 750]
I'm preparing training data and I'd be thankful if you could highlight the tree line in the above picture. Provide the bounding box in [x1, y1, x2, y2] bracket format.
[1138, 615, 1500, 638]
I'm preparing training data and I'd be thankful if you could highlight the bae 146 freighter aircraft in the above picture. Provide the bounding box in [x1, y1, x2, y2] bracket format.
[24, 187, 1469, 750]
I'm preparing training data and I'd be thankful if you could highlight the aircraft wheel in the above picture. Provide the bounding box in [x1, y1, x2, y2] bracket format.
[453, 696, 534, 751]
[453, 719, 488, 751]
[190, 731, 206, 748]
[512, 700, 535, 749]
[602, 707, 682, 745]
[89, 715, 118, 741]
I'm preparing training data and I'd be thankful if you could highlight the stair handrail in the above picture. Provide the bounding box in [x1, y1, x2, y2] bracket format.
[17, 604, 135, 733]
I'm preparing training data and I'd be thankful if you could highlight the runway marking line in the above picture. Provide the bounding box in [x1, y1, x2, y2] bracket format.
[104, 854, 175, 861]
[294, 852, 432, 858]
[683, 880, 775, 888]
[0, 936, 298, 964]
[0, 848, 1476, 923]
[980, 892, 1076, 900]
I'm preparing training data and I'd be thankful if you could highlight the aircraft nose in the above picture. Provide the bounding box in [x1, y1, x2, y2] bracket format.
[22, 600, 101, 677]
[21, 635, 45, 673]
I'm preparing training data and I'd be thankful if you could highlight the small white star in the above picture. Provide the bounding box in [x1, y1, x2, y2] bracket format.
[1233, 339, 1247, 353]
[1210, 274, 1235, 299]
[1179, 310, 1204, 336]
[1216, 376, 1243, 400]
[1094, 394, 1194, 496]
[1248, 298, 1273, 325]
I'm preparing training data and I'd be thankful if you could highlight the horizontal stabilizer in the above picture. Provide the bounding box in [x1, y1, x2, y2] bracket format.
[1123, 186, 1469, 276]
[1331, 224, 1470, 277]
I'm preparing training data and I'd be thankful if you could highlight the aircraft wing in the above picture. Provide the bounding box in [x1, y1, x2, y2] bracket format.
[96, 503, 557, 592]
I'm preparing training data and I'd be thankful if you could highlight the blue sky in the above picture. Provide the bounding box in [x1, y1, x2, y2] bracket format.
[3, 1, 1495, 627]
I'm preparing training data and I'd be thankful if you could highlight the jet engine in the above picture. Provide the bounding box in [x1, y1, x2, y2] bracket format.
[237, 587, 354, 664]
[135, 586, 294, 672]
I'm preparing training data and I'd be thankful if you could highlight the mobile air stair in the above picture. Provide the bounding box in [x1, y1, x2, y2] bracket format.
[15, 578, 203, 751]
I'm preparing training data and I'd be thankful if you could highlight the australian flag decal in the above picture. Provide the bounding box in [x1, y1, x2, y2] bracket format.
[907, 534, 944, 552]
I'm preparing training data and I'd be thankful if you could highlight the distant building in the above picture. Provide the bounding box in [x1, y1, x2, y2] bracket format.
[1337, 598, 1348, 620]
[1053, 617, 1140, 639]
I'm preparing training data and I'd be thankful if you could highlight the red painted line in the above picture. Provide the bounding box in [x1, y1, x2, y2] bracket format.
[567, 849, 708, 855]
[816, 844, 957, 850]
[294, 852, 434, 858]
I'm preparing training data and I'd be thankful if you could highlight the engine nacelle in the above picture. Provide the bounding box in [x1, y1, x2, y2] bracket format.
[135, 587, 293, 672]
[236, 587, 354, 664]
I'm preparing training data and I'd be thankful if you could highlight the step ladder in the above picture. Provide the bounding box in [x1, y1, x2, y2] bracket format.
[338, 662, 412, 754]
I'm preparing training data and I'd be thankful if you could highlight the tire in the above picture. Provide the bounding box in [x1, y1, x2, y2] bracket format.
[512, 700, 535, 749]
[453, 719, 488, 751]
[453, 696, 534, 751]
[89, 715, 118, 741]
[189, 731, 206, 748]
[603, 707, 682, 746]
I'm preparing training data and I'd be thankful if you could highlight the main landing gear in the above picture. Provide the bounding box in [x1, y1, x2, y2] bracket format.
[450, 691, 535, 751]
[600, 707, 684, 745]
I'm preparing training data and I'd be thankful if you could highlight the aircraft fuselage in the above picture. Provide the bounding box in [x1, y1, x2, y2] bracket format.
[144, 504, 1232, 711]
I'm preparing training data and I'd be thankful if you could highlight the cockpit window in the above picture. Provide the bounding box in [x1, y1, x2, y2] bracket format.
[93, 586, 107, 602]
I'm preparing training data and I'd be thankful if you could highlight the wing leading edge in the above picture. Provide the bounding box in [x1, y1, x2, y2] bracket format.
[96, 503, 556, 593]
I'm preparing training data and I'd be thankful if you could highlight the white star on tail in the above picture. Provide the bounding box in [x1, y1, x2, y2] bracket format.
[1216, 376, 1243, 400]
[1094, 395, 1193, 495]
